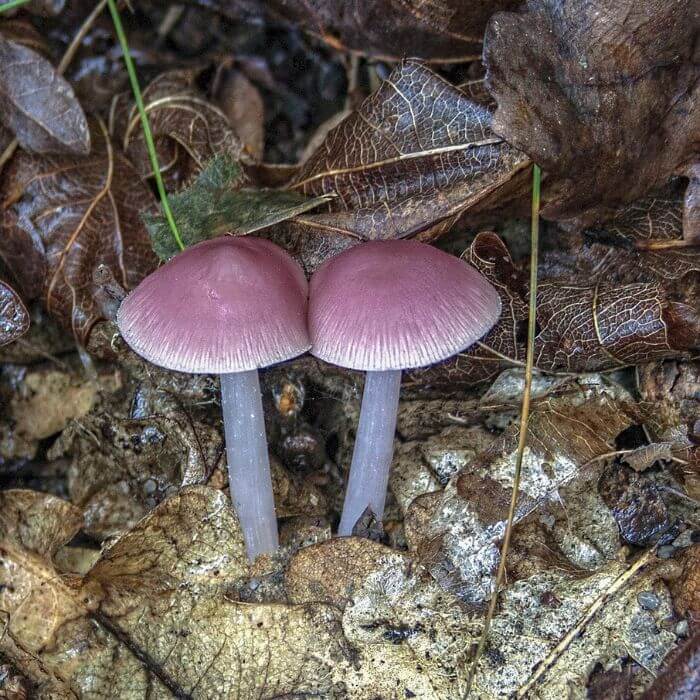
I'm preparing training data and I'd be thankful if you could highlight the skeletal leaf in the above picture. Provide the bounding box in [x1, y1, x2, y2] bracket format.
[0, 120, 158, 341]
[0, 279, 28, 346]
[143, 154, 333, 260]
[0, 34, 89, 155]
[286, 61, 529, 251]
[484, 0, 699, 225]
[110, 70, 242, 191]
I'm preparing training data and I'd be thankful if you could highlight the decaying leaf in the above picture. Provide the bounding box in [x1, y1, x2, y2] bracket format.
[408, 232, 700, 388]
[472, 559, 677, 698]
[484, 0, 699, 224]
[0, 361, 109, 461]
[0, 34, 89, 155]
[284, 60, 529, 261]
[0, 489, 83, 557]
[581, 179, 700, 285]
[48, 412, 223, 539]
[110, 70, 242, 191]
[411, 373, 639, 602]
[0, 119, 158, 341]
[212, 0, 520, 61]
[0, 279, 28, 346]
[143, 154, 332, 260]
[0, 487, 357, 698]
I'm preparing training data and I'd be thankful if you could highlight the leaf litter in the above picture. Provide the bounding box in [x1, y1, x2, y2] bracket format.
[0, 1, 698, 698]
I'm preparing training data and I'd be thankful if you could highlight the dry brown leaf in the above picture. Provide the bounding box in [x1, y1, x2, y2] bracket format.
[1, 486, 358, 698]
[213, 0, 521, 61]
[0, 362, 103, 461]
[280, 60, 529, 269]
[0, 34, 89, 155]
[286, 537, 410, 606]
[0, 489, 83, 557]
[408, 232, 700, 389]
[110, 70, 242, 191]
[0, 119, 158, 341]
[215, 68, 265, 161]
[581, 179, 700, 285]
[483, 0, 699, 225]
[0, 279, 28, 347]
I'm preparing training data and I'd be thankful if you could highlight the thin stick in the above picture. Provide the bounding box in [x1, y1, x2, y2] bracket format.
[463, 164, 541, 696]
[516, 547, 657, 697]
[57, 0, 108, 74]
[106, 0, 185, 252]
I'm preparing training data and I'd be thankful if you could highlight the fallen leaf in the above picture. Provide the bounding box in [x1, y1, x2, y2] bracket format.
[0, 489, 83, 557]
[0, 280, 28, 346]
[473, 559, 676, 698]
[214, 67, 265, 160]
[0, 362, 103, 461]
[638, 359, 699, 447]
[642, 627, 700, 700]
[48, 412, 224, 539]
[213, 0, 520, 62]
[0, 119, 158, 341]
[110, 70, 242, 191]
[0, 486, 356, 698]
[412, 374, 639, 602]
[483, 0, 699, 225]
[581, 179, 700, 285]
[407, 232, 700, 388]
[0, 34, 89, 155]
[143, 153, 332, 260]
[285, 60, 529, 254]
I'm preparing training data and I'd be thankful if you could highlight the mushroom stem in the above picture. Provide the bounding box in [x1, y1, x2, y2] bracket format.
[220, 369, 279, 560]
[338, 369, 402, 536]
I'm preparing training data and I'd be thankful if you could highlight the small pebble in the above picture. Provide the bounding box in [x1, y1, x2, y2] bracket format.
[675, 619, 689, 637]
[657, 544, 676, 559]
[637, 590, 660, 610]
[673, 530, 694, 549]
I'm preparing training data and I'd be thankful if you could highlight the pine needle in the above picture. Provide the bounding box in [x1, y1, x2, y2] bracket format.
[463, 163, 541, 696]
[106, 0, 184, 252]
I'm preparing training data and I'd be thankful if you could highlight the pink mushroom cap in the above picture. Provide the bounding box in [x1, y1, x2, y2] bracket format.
[117, 236, 310, 373]
[309, 240, 501, 371]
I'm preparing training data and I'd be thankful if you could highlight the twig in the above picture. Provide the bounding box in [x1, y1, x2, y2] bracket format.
[57, 0, 108, 74]
[106, 0, 185, 252]
[463, 164, 541, 696]
[516, 547, 658, 698]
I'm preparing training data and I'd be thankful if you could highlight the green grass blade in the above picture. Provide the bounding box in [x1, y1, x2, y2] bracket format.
[0, 0, 32, 13]
[106, 0, 184, 252]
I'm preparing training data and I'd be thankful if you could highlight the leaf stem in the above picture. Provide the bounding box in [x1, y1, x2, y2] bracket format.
[462, 163, 541, 697]
[0, 0, 31, 13]
[106, 0, 184, 252]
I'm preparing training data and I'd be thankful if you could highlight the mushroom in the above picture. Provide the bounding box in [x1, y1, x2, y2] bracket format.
[117, 236, 310, 559]
[308, 240, 501, 536]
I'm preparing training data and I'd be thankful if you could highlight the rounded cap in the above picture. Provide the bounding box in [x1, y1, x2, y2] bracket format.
[308, 240, 501, 371]
[117, 236, 310, 373]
